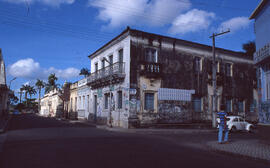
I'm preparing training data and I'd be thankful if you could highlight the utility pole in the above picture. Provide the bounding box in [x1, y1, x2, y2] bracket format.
[210, 29, 230, 128]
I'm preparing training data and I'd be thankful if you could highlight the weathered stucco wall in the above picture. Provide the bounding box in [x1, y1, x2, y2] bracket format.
[129, 30, 256, 125]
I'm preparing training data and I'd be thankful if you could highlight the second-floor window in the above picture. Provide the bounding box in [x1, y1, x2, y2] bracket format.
[225, 63, 232, 77]
[95, 63, 98, 72]
[102, 59, 105, 69]
[119, 49, 123, 62]
[145, 48, 158, 63]
[194, 57, 202, 72]
[109, 55, 113, 65]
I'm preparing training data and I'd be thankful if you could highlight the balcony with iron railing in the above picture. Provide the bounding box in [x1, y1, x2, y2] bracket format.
[254, 43, 270, 64]
[140, 62, 162, 78]
[87, 62, 125, 89]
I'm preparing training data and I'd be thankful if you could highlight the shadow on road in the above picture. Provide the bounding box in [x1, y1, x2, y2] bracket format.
[7, 114, 93, 131]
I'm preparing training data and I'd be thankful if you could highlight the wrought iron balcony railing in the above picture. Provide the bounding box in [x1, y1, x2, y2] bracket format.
[140, 62, 162, 78]
[254, 43, 270, 64]
[87, 62, 125, 88]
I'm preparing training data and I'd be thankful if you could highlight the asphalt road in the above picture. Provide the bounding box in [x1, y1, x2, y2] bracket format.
[0, 114, 268, 168]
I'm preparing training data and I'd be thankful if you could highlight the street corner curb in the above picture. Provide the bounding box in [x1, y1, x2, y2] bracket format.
[0, 115, 12, 134]
[205, 141, 270, 164]
[96, 125, 136, 133]
[66, 119, 97, 128]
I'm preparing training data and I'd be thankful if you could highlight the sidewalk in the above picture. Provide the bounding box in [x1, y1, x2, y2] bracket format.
[206, 140, 270, 162]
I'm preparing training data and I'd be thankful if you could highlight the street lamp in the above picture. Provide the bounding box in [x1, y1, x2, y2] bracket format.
[9, 77, 17, 89]
[101, 57, 113, 127]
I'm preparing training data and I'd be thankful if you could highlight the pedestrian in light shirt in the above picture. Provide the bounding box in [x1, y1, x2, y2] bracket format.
[217, 104, 229, 144]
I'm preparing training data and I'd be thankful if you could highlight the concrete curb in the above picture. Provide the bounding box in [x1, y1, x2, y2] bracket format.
[60, 118, 97, 127]
[206, 141, 270, 163]
[0, 115, 12, 134]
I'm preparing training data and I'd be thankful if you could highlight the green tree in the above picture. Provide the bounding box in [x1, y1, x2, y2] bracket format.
[21, 84, 31, 101]
[28, 86, 37, 99]
[45, 73, 59, 93]
[9, 92, 19, 105]
[242, 41, 256, 58]
[35, 79, 45, 111]
[79, 68, 90, 77]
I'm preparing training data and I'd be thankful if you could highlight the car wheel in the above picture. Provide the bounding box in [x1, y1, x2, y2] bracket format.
[248, 126, 255, 133]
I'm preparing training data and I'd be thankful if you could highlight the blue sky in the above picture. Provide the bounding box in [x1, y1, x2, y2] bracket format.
[0, 0, 261, 97]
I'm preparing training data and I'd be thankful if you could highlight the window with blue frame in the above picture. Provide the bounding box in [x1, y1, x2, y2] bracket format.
[225, 63, 232, 77]
[193, 97, 202, 112]
[226, 99, 232, 112]
[117, 91, 122, 109]
[104, 93, 109, 109]
[238, 101, 244, 112]
[145, 93, 154, 110]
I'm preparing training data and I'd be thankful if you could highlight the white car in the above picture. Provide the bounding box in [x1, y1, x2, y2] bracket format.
[217, 116, 254, 132]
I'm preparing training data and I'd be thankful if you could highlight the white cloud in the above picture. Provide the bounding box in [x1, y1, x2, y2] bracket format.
[169, 9, 215, 35]
[88, 0, 191, 28]
[45, 67, 80, 79]
[2, 0, 75, 7]
[218, 17, 251, 33]
[8, 58, 80, 80]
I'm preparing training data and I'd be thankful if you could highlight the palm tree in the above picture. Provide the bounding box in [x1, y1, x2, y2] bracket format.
[35, 79, 45, 111]
[45, 73, 59, 93]
[21, 84, 31, 101]
[79, 68, 90, 77]
[242, 41, 256, 58]
[28, 86, 37, 99]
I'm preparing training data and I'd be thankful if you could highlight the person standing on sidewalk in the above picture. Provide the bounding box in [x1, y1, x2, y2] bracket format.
[217, 104, 229, 144]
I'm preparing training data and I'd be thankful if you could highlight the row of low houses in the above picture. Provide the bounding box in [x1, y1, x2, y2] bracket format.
[40, 27, 259, 128]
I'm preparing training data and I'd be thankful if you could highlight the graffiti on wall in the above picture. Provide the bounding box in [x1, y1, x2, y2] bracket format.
[259, 102, 270, 123]
[158, 100, 191, 123]
[129, 98, 137, 117]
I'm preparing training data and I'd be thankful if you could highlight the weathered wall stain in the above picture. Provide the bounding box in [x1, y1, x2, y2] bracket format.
[158, 100, 192, 123]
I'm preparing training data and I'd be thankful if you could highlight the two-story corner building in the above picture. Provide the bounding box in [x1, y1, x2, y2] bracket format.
[0, 49, 8, 118]
[250, 0, 270, 124]
[87, 27, 256, 128]
[77, 78, 91, 120]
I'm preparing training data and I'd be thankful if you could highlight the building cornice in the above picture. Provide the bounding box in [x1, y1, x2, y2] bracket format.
[250, 0, 268, 19]
[88, 27, 250, 61]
